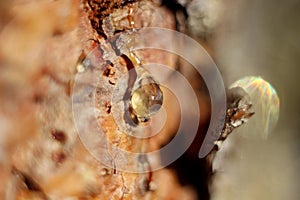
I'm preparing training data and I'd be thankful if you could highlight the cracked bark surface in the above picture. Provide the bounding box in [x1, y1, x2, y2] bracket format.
[0, 0, 201, 199]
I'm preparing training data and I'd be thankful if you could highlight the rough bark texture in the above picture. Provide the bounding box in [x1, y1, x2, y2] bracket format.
[0, 0, 199, 199]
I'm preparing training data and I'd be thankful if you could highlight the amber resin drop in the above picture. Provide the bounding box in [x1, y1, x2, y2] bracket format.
[130, 76, 163, 122]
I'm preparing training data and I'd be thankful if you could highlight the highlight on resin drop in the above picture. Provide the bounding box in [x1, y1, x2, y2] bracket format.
[230, 76, 280, 138]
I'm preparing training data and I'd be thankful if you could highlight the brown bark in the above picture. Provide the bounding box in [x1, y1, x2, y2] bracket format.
[0, 0, 199, 199]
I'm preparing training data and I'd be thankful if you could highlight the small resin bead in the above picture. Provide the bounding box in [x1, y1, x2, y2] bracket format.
[130, 77, 163, 122]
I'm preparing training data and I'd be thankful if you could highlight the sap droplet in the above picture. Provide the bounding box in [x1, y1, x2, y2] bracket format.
[130, 76, 163, 122]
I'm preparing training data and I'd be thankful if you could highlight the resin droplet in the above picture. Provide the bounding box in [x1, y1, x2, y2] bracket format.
[130, 77, 163, 122]
[230, 76, 280, 138]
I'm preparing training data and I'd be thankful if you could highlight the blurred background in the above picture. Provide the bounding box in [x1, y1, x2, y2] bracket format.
[210, 0, 300, 199]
